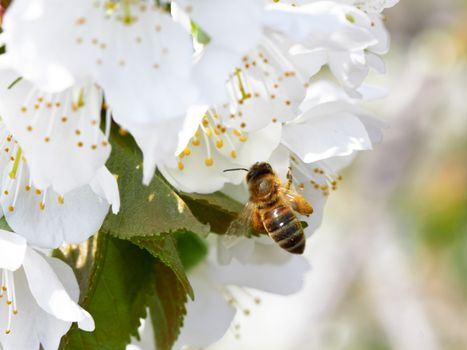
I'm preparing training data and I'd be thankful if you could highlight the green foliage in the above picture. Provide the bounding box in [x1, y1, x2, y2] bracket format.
[133, 234, 194, 300]
[103, 131, 209, 239]
[148, 261, 188, 350]
[175, 231, 208, 271]
[59, 235, 154, 350]
[181, 192, 243, 234]
[0, 216, 11, 231]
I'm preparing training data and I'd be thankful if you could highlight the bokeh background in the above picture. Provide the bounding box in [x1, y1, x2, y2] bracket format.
[209, 1, 467, 349]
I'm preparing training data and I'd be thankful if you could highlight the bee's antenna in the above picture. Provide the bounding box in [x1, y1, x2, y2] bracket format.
[223, 168, 249, 173]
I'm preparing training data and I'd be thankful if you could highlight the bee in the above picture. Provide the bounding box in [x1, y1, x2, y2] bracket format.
[225, 162, 313, 254]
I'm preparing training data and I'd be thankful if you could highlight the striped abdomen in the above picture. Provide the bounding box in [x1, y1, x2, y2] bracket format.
[261, 203, 305, 254]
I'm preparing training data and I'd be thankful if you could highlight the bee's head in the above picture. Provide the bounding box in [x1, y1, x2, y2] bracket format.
[246, 162, 274, 183]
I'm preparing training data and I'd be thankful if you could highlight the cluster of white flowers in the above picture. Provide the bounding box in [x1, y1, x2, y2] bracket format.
[0, 0, 398, 349]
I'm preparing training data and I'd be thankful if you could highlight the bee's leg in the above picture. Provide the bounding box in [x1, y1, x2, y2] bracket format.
[252, 209, 267, 233]
[293, 195, 314, 216]
[286, 167, 293, 190]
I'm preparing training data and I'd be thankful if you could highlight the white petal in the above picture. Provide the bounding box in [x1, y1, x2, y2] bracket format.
[127, 107, 206, 185]
[175, 263, 236, 349]
[282, 112, 372, 164]
[328, 51, 369, 90]
[264, 2, 376, 48]
[90, 167, 120, 214]
[217, 235, 256, 266]
[263, 3, 343, 42]
[22, 248, 94, 327]
[178, 0, 263, 55]
[213, 245, 310, 295]
[0, 230, 26, 271]
[366, 51, 386, 73]
[160, 123, 281, 194]
[288, 46, 328, 80]
[0, 70, 110, 194]
[43, 254, 94, 332]
[4, 1, 198, 124]
[0, 268, 41, 350]
[267, 145, 291, 181]
[2, 166, 109, 248]
[368, 14, 390, 54]
[99, 10, 198, 125]
[193, 44, 241, 105]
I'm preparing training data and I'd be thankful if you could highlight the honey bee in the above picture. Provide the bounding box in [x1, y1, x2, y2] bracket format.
[225, 162, 313, 254]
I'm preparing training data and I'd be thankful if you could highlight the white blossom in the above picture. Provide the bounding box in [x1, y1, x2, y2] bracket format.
[0, 122, 119, 248]
[0, 70, 110, 194]
[0, 230, 94, 350]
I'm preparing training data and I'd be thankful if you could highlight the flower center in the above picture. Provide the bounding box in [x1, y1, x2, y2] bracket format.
[290, 155, 344, 197]
[221, 286, 262, 341]
[0, 269, 18, 335]
[177, 110, 248, 171]
[217, 38, 307, 129]
[18, 84, 109, 151]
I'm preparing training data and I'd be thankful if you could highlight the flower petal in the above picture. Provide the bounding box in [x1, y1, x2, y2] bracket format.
[4, 1, 198, 124]
[0, 230, 26, 271]
[0, 70, 110, 194]
[175, 263, 236, 349]
[0, 268, 41, 350]
[2, 166, 109, 248]
[282, 111, 372, 164]
[89, 167, 120, 214]
[22, 248, 94, 328]
[177, 0, 263, 55]
[213, 244, 310, 295]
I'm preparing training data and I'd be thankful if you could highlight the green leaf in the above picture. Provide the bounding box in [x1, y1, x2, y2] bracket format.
[0, 216, 11, 231]
[103, 131, 209, 239]
[132, 233, 194, 300]
[148, 261, 188, 350]
[180, 192, 243, 234]
[59, 235, 154, 350]
[174, 231, 208, 272]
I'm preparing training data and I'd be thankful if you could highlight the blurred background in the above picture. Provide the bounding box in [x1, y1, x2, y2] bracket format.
[209, 1, 467, 349]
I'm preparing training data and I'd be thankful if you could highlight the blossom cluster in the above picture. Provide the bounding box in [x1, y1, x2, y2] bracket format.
[0, 0, 398, 349]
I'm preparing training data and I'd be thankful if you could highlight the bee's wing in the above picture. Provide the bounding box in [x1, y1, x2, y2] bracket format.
[225, 201, 255, 237]
[279, 187, 313, 216]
